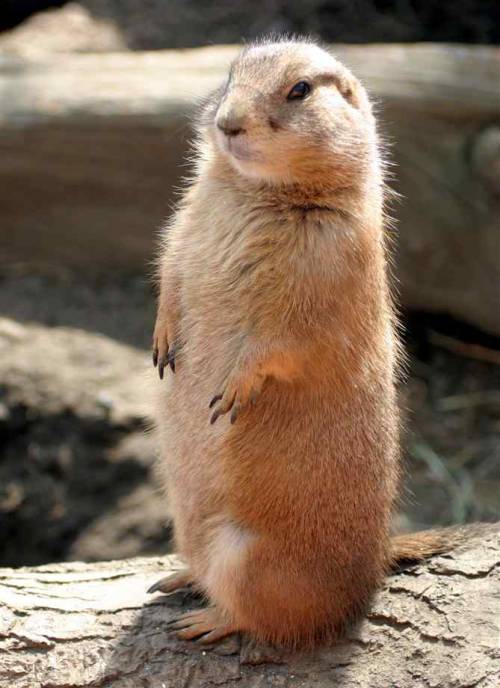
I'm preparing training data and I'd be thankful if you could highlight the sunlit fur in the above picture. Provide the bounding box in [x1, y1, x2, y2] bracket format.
[153, 38, 402, 649]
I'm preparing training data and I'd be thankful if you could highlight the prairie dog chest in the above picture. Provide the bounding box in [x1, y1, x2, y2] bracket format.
[179, 214, 284, 321]
[177, 197, 337, 330]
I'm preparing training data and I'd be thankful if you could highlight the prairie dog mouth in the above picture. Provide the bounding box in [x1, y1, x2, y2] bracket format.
[216, 128, 257, 162]
[227, 138, 253, 161]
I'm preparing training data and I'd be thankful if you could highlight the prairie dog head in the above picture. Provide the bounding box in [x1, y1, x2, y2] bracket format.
[205, 40, 377, 189]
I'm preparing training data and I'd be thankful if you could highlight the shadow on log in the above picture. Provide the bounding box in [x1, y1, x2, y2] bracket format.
[0, 523, 498, 687]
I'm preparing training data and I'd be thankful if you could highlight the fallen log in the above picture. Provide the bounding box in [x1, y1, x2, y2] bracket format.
[0, 523, 498, 688]
[1, 44, 500, 335]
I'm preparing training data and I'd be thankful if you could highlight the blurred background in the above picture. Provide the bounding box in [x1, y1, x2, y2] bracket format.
[0, 1, 499, 568]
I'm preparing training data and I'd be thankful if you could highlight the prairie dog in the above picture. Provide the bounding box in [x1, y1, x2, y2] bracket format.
[149, 38, 416, 648]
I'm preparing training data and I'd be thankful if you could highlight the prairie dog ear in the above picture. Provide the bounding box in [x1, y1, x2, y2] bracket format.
[334, 69, 365, 109]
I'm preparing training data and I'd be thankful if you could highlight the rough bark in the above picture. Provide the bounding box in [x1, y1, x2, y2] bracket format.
[0, 524, 498, 688]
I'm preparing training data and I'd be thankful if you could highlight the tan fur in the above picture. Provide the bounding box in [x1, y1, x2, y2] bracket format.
[152, 38, 402, 649]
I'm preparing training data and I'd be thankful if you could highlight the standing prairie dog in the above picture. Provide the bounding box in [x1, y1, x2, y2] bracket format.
[149, 38, 450, 649]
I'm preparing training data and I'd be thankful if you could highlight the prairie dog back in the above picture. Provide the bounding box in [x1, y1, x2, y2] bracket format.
[150, 38, 400, 648]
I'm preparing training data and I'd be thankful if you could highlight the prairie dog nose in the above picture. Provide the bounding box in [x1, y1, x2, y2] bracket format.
[216, 115, 245, 137]
[216, 101, 247, 137]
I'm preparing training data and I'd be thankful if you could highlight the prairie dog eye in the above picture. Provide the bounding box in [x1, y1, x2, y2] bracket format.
[287, 81, 311, 100]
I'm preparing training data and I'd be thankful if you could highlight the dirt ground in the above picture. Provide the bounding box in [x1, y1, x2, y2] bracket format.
[0, 274, 499, 567]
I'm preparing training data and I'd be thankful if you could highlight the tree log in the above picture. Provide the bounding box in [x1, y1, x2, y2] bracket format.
[0, 524, 498, 688]
[1, 44, 500, 335]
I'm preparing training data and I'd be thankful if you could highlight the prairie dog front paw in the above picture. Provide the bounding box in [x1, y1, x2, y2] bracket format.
[152, 311, 177, 379]
[209, 367, 265, 425]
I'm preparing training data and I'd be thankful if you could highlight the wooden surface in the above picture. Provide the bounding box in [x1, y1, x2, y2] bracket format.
[2, 44, 499, 123]
[1, 44, 500, 334]
[0, 524, 498, 687]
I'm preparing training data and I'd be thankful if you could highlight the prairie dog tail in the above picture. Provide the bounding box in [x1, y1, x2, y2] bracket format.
[390, 523, 496, 567]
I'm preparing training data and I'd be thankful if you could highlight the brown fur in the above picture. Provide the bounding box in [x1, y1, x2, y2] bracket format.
[152, 38, 422, 649]
[390, 524, 492, 566]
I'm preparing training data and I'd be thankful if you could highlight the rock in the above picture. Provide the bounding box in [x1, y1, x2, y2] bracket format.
[0, 3, 125, 57]
[9, 1, 497, 51]
[0, 44, 499, 334]
[0, 317, 151, 424]
[68, 483, 168, 562]
[0, 317, 168, 567]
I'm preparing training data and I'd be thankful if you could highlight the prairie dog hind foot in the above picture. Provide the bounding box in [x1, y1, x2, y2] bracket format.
[147, 568, 194, 595]
[169, 607, 238, 644]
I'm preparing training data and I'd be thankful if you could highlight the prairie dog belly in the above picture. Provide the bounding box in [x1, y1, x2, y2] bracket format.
[157, 334, 395, 549]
